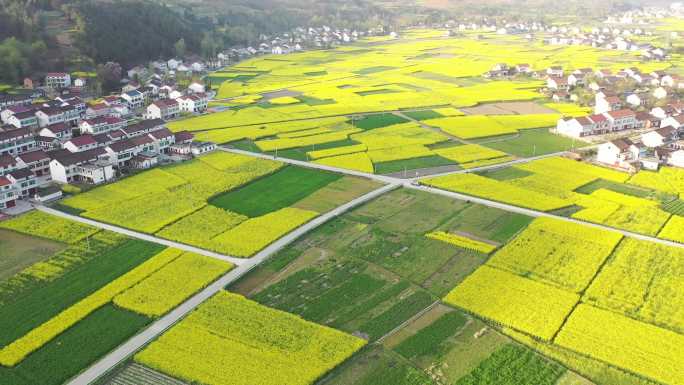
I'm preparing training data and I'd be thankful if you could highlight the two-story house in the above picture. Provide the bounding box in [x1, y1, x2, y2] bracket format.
[39, 123, 73, 141]
[0, 176, 16, 209]
[0, 154, 18, 175]
[145, 99, 180, 120]
[45, 73, 72, 89]
[85, 103, 111, 119]
[121, 90, 145, 110]
[148, 128, 176, 154]
[122, 119, 165, 138]
[0, 128, 36, 156]
[105, 135, 155, 168]
[17, 150, 51, 176]
[6, 168, 38, 198]
[642, 126, 678, 148]
[604, 109, 637, 131]
[7, 111, 38, 129]
[177, 94, 208, 114]
[79, 117, 125, 135]
[597, 138, 641, 168]
[49, 148, 113, 184]
[63, 135, 99, 153]
[35, 108, 66, 128]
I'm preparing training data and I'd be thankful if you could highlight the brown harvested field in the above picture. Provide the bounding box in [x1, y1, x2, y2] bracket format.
[292, 176, 382, 213]
[461, 102, 557, 115]
[262, 89, 302, 100]
[0, 229, 65, 280]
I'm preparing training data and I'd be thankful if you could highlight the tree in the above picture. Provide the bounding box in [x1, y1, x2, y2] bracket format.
[97, 61, 122, 93]
[174, 38, 186, 58]
[200, 32, 218, 59]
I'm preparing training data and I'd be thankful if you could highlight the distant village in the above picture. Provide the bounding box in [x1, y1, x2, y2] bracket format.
[549, 64, 684, 172]
[0, 25, 383, 213]
[0, 60, 220, 213]
[2, 8, 684, 212]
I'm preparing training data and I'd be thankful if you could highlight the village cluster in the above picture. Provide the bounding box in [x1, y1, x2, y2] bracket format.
[544, 65, 684, 171]
[0, 69, 217, 211]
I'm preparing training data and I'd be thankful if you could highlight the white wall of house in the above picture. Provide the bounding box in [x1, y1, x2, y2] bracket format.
[556, 118, 591, 138]
[595, 97, 611, 114]
[661, 116, 683, 129]
[49, 161, 70, 183]
[146, 105, 162, 120]
[597, 142, 622, 165]
[626, 94, 641, 106]
[669, 150, 684, 168]
[642, 131, 665, 148]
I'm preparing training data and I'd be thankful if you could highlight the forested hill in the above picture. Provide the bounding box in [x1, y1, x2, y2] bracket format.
[163, 0, 400, 44]
[0, 0, 407, 84]
[0, 0, 658, 85]
[73, 1, 203, 67]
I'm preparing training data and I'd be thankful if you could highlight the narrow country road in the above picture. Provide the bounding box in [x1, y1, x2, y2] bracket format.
[220, 147, 399, 184]
[34, 205, 247, 266]
[409, 184, 684, 250]
[220, 146, 560, 182]
[55, 144, 684, 385]
[409, 150, 567, 181]
[223, 146, 684, 251]
[66, 183, 399, 385]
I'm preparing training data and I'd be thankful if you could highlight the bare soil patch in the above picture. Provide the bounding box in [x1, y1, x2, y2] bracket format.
[462, 102, 557, 115]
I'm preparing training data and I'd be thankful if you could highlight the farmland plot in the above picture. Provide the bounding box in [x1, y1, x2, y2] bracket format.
[455, 344, 564, 385]
[443, 266, 579, 341]
[583, 238, 684, 334]
[135, 292, 365, 385]
[60, 153, 282, 233]
[555, 305, 684, 385]
[486, 217, 622, 292]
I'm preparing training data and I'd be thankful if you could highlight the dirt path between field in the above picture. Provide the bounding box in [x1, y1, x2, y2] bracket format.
[66, 183, 400, 385]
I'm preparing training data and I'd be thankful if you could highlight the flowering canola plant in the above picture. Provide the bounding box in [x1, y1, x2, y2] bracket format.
[114, 253, 233, 317]
[426, 231, 497, 254]
[423, 173, 573, 211]
[555, 304, 684, 385]
[155, 206, 247, 253]
[583, 237, 684, 334]
[658, 215, 684, 243]
[0, 248, 183, 366]
[0, 211, 99, 244]
[313, 152, 374, 173]
[433, 144, 508, 165]
[486, 217, 622, 293]
[135, 292, 366, 385]
[212, 207, 319, 257]
[443, 266, 579, 341]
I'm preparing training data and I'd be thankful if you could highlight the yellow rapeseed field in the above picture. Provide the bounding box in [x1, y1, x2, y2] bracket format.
[423, 173, 573, 211]
[135, 292, 366, 385]
[433, 144, 508, 164]
[0, 211, 99, 244]
[583, 238, 684, 334]
[555, 304, 684, 385]
[211, 207, 318, 257]
[487, 217, 622, 292]
[426, 231, 497, 254]
[444, 265, 579, 341]
[313, 152, 375, 173]
[0, 248, 183, 366]
[114, 253, 233, 317]
[658, 215, 684, 243]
